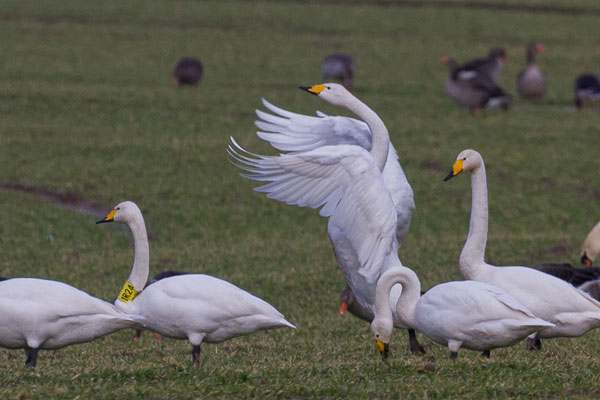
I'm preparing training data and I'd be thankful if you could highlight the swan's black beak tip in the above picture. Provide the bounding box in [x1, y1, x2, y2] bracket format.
[443, 171, 455, 181]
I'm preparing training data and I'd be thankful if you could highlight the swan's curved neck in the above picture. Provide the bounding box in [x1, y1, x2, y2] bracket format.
[124, 214, 150, 292]
[460, 162, 489, 278]
[345, 96, 389, 171]
[374, 266, 420, 328]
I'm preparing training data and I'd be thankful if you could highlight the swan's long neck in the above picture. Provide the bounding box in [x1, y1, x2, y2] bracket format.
[124, 214, 150, 291]
[374, 266, 420, 328]
[459, 162, 489, 279]
[345, 96, 389, 171]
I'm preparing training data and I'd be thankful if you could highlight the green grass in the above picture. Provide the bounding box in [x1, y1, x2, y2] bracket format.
[1, 0, 600, 398]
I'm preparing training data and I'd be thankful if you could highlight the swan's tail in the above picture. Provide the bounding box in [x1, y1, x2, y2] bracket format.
[125, 314, 146, 328]
[526, 318, 555, 329]
[279, 319, 296, 329]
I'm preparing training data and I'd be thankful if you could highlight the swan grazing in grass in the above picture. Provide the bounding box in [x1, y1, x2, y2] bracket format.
[581, 220, 600, 267]
[339, 285, 424, 354]
[371, 266, 553, 359]
[97, 201, 295, 365]
[0, 278, 144, 367]
[444, 149, 600, 349]
[229, 83, 421, 352]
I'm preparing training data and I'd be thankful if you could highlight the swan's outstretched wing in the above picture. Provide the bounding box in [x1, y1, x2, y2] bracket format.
[255, 98, 372, 152]
[228, 138, 396, 282]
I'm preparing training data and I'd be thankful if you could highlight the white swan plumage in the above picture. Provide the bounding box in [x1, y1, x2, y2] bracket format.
[444, 149, 600, 344]
[0, 278, 144, 367]
[97, 201, 295, 365]
[229, 84, 414, 324]
[371, 266, 554, 358]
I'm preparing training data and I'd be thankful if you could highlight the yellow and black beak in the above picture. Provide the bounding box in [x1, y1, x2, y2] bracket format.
[582, 253, 592, 267]
[96, 209, 117, 224]
[376, 338, 389, 359]
[443, 159, 464, 181]
[299, 84, 326, 96]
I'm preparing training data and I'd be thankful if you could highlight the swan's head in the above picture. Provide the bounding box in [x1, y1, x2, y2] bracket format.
[97, 201, 143, 224]
[299, 83, 352, 107]
[370, 316, 392, 359]
[443, 149, 483, 181]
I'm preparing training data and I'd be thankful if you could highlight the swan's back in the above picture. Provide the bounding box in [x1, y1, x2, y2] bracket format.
[485, 266, 600, 315]
[135, 275, 294, 342]
[0, 278, 140, 349]
[415, 280, 552, 350]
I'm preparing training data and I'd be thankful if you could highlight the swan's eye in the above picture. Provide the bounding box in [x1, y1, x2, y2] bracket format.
[462, 157, 467, 161]
[326, 86, 331, 90]
[376, 334, 380, 338]
[116, 207, 121, 210]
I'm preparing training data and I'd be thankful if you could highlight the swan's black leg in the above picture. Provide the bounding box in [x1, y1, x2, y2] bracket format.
[481, 350, 491, 358]
[449, 351, 458, 359]
[408, 329, 425, 354]
[526, 337, 542, 351]
[192, 345, 201, 366]
[25, 348, 39, 368]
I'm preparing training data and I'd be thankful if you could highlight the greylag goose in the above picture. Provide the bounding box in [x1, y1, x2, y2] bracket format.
[455, 47, 507, 81]
[322, 54, 355, 92]
[441, 56, 511, 114]
[172, 57, 203, 87]
[516, 42, 547, 101]
[574, 74, 600, 108]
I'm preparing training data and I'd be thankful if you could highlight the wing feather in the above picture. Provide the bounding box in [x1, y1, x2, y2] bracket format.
[228, 137, 396, 282]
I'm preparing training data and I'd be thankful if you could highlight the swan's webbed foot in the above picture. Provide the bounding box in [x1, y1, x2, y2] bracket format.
[25, 348, 39, 368]
[526, 337, 542, 351]
[408, 329, 425, 354]
[192, 345, 201, 366]
[449, 351, 458, 359]
[481, 350, 491, 358]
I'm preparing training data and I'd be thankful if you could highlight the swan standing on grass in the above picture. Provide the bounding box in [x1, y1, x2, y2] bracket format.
[371, 266, 553, 359]
[229, 83, 422, 352]
[0, 278, 145, 367]
[97, 201, 295, 365]
[444, 149, 600, 349]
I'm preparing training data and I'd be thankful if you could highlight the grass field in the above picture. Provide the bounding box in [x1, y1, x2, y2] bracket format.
[1, 0, 600, 398]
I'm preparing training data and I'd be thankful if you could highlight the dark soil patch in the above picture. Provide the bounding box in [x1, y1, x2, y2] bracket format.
[0, 183, 109, 216]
